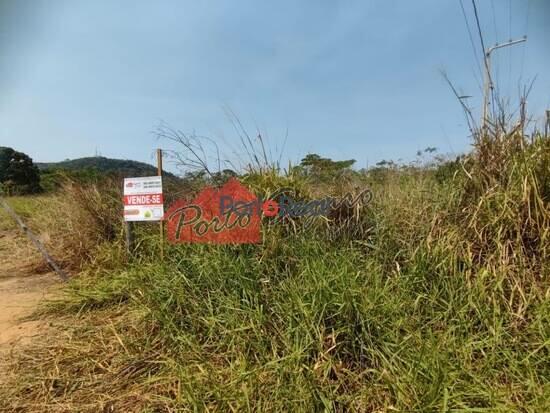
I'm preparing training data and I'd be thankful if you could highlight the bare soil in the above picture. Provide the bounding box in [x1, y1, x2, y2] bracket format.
[0, 226, 60, 386]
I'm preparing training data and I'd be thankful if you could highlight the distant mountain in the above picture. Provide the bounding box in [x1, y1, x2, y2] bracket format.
[37, 156, 178, 179]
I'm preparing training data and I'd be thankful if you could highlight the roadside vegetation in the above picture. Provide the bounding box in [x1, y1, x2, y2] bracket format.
[0, 147, 41, 195]
[0, 113, 549, 412]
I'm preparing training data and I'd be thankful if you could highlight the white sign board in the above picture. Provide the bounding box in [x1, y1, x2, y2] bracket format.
[123, 176, 164, 221]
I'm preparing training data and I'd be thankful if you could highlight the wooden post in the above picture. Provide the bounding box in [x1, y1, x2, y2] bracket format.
[157, 148, 164, 260]
[125, 221, 134, 257]
[519, 98, 526, 138]
[0, 197, 70, 281]
[545, 110, 549, 137]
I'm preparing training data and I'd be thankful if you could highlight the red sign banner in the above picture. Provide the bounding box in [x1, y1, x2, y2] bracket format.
[164, 178, 261, 244]
[124, 194, 164, 206]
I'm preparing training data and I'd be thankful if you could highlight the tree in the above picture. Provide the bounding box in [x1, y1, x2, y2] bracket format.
[297, 153, 356, 179]
[0, 147, 41, 195]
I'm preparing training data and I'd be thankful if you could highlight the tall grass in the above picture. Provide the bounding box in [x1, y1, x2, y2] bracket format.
[1, 129, 549, 412]
[3, 177, 126, 271]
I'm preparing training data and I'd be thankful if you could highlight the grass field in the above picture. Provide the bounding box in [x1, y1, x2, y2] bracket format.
[0, 129, 549, 412]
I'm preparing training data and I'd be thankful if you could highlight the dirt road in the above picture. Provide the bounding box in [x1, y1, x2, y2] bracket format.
[0, 220, 60, 386]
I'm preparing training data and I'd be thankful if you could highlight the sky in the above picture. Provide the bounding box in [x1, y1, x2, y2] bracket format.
[1, 0, 549, 173]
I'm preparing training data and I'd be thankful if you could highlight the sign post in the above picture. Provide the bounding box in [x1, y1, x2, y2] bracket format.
[157, 148, 164, 260]
[123, 176, 164, 221]
[123, 174, 164, 256]
[125, 221, 134, 257]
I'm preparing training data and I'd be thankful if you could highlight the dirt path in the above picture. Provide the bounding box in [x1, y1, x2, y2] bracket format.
[0, 219, 60, 386]
[0, 273, 57, 352]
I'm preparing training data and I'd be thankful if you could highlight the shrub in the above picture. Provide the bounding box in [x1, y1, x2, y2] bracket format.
[0, 146, 41, 195]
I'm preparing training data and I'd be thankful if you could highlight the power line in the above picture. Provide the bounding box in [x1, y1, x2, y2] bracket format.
[491, 0, 500, 93]
[472, 0, 489, 77]
[459, 0, 484, 91]
[519, 0, 530, 83]
[472, 0, 496, 122]
[507, 0, 512, 97]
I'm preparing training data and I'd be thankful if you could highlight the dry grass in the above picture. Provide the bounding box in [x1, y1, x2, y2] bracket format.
[0, 128, 549, 411]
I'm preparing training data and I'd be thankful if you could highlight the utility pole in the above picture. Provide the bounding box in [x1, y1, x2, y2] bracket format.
[482, 37, 527, 129]
[545, 110, 550, 138]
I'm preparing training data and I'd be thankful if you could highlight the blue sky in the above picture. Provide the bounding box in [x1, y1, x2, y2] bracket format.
[1, 1, 549, 173]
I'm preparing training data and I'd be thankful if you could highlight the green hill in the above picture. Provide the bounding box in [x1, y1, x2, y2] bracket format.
[37, 156, 177, 178]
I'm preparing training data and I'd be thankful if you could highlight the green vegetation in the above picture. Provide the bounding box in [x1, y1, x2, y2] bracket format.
[1, 152, 182, 195]
[0, 147, 41, 195]
[295, 153, 356, 182]
[36, 156, 171, 177]
[36, 156, 182, 194]
[1, 125, 549, 412]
